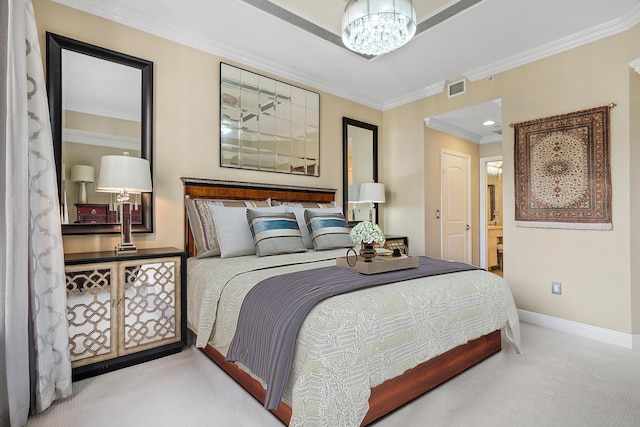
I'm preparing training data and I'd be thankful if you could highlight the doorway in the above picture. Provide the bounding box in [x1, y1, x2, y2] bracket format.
[479, 157, 503, 274]
[425, 98, 502, 266]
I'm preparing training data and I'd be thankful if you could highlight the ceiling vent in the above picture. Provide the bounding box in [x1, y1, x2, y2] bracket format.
[447, 79, 466, 98]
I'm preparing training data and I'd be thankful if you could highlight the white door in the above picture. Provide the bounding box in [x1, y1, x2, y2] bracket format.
[441, 149, 471, 263]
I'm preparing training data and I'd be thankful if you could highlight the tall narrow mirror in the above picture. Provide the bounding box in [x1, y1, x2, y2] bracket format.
[342, 117, 378, 224]
[46, 32, 154, 235]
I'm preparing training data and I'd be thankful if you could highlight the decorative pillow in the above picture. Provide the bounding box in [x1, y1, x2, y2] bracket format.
[185, 196, 271, 258]
[285, 206, 343, 249]
[303, 210, 353, 250]
[212, 205, 285, 259]
[246, 210, 307, 257]
[271, 200, 336, 209]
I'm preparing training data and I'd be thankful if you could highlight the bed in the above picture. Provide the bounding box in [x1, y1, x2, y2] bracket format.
[182, 177, 521, 426]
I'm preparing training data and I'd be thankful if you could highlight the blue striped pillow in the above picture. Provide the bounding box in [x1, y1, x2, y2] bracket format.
[303, 210, 353, 250]
[246, 210, 307, 257]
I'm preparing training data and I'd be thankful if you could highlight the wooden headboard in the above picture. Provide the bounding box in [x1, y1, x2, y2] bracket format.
[181, 178, 337, 257]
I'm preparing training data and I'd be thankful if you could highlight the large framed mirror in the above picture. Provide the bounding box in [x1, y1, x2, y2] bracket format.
[220, 63, 320, 176]
[342, 117, 378, 225]
[46, 32, 153, 235]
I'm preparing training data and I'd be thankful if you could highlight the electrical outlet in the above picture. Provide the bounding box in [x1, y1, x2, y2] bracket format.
[552, 281, 562, 295]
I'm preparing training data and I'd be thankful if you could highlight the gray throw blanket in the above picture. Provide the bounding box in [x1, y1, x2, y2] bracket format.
[225, 256, 481, 409]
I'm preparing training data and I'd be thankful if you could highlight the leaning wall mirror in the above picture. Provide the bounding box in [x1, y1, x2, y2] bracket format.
[46, 32, 153, 235]
[342, 117, 378, 225]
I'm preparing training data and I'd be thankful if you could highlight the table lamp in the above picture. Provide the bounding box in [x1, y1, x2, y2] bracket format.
[96, 153, 152, 253]
[70, 164, 95, 204]
[359, 182, 385, 223]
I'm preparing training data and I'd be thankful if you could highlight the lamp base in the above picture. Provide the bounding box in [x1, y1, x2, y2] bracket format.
[116, 202, 136, 253]
[78, 182, 88, 204]
[116, 242, 137, 253]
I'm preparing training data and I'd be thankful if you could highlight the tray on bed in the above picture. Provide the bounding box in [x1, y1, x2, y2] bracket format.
[336, 255, 419, 274]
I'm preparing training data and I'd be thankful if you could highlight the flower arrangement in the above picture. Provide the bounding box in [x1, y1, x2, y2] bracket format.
[350, 221, 385, 245]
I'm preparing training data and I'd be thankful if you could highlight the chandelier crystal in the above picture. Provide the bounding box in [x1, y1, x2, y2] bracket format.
[342, 0, 417, 56]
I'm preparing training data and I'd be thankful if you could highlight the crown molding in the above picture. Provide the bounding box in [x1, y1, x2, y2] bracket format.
[425, 117, 478, 143]
[63, 128, 139, 151]
[425, 116, 493, 144]
[465, 4, 640, 82]
[630, 58, 640, 75]
[479, 134, 502, 144]
[383, 80, 446, 111]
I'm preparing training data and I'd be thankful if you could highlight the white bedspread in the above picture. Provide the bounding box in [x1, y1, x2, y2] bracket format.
[187, 250, 521, 427]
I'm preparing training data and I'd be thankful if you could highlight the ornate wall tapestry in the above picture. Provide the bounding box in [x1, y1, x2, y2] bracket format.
[514, 105, 612, 230]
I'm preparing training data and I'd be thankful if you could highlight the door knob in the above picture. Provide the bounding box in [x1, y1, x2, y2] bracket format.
[466, 225, 470, 230]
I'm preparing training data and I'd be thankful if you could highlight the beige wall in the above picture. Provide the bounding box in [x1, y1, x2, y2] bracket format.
[479, 140, 502, 158]
[630, 66, 640, 334]
[63, 141, 139, 219]
[383, 25, 640, 335]
[379, 102, 428, 253]
[63, 111, 141, 220]
[65, 110, 140, 137]
[34, 0, 382, 254]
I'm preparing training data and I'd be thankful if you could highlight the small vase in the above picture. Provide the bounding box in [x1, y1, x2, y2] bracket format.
[359, 243, 376, 263]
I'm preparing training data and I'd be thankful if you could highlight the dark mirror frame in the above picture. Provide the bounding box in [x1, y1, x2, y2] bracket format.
[342, 117, 378, 226]
[46, 32, 154, 235]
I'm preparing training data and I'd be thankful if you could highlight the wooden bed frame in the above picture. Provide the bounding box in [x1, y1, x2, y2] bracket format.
[182, 177, 502, 426]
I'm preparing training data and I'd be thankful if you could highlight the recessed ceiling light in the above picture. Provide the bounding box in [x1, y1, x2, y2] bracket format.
[483, 120, 496, 126]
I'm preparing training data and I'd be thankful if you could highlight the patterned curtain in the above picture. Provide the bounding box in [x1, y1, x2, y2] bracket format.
[1, 1, 72, 425]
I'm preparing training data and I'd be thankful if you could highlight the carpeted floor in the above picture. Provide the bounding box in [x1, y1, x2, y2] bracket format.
[26, 322, 640, 427]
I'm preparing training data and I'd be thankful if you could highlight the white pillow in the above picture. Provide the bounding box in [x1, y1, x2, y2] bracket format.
[285, 206, 343, 249]
[212, 205, 285, 258]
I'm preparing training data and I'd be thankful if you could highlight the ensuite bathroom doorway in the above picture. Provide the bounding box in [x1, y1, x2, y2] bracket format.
[482, 159, 503, 275]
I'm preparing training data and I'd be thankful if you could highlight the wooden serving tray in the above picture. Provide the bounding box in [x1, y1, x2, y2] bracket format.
[336, 255, 419, 275]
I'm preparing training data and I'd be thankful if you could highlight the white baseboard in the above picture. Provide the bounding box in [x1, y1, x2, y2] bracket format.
[517, 309, 639, 350]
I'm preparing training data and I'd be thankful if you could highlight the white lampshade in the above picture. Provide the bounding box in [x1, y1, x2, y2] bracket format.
[70, 165, 94, 183]
[96, 155, 152, 194]
[359, 182, 385, 203]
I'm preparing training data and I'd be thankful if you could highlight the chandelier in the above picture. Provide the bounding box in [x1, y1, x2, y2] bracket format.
[342, 0, 417, 56]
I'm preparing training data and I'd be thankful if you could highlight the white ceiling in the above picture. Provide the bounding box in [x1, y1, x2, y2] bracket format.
[271, 0, 456, 36]
[63, 49, 141, 121]
[54, 0, 640, 138]
[427, 98, 502, 144]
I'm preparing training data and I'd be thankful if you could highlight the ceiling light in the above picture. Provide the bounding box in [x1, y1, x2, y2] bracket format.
[483, 120, 496, 126]
[342, 0, 417, 56]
